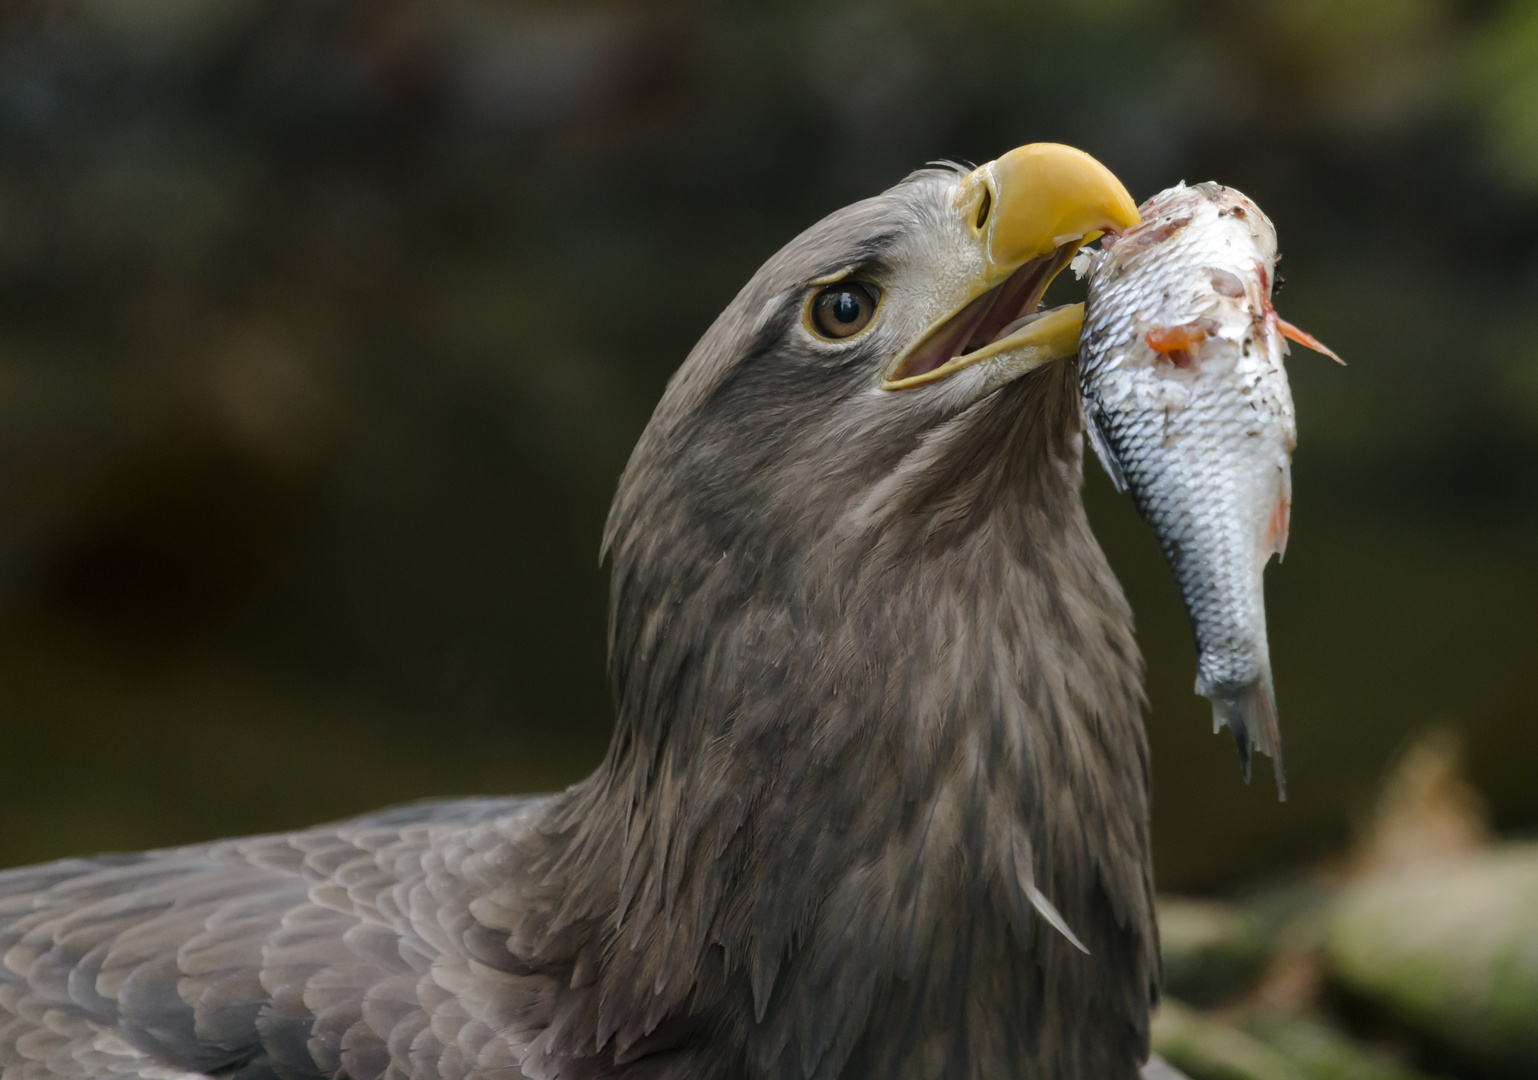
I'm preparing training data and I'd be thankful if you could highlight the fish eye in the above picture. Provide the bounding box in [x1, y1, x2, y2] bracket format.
[807, 283, 880, 340]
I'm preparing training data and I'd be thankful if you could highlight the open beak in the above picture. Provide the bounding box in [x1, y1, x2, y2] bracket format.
[883, 143, 1141, 390]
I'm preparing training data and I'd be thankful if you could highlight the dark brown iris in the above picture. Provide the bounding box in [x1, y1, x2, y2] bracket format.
[809, 283, 879, 339]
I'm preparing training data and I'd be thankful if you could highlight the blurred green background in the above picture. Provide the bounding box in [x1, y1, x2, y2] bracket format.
[0, 0, 1534, 893]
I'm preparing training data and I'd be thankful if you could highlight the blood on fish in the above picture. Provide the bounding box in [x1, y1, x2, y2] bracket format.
[1122, 216, 1189, 251]
[1144, 322, 1208, 369]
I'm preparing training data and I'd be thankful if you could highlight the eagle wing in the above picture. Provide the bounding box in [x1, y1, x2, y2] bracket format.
[0, 796, 547, 1080]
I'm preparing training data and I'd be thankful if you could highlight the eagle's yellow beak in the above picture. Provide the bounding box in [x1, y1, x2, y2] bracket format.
[964, 142, 1141, 273]
[883, 143, 1140, 390]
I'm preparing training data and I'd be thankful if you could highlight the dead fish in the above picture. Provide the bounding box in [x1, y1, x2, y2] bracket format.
[1075, 182, 1340, 798]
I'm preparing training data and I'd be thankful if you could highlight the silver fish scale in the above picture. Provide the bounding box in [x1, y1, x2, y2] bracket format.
[1078, 182, 1295, 795]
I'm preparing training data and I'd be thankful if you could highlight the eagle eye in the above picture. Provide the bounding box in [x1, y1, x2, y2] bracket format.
[807, 283, 880, 340]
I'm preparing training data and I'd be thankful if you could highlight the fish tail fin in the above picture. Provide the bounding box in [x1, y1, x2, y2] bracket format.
[1203, 674, 1287, 801]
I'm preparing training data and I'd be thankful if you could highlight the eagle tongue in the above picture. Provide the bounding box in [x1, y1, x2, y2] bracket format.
[963, 264, 1040, 354]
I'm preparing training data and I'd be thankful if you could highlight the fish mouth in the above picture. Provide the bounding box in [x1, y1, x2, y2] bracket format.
[881, 242, 1085, 389]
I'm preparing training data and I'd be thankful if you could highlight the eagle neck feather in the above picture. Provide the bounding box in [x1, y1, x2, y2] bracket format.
[504, 363, 1157, 1080]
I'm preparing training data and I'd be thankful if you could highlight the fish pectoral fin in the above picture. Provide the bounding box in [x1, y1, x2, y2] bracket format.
[1084, 408, 1129, 493]
[1273, 313, 1345, 365]
[1267, 496, 1291, 560]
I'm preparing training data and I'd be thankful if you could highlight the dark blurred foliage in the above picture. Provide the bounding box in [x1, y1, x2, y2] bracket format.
[0, 0, 1536, 892]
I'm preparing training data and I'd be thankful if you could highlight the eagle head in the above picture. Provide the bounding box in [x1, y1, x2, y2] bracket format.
[606, 143, 1139, 599]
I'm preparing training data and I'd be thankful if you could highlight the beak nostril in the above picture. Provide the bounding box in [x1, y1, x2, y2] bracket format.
[975, 188, 992, 231]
